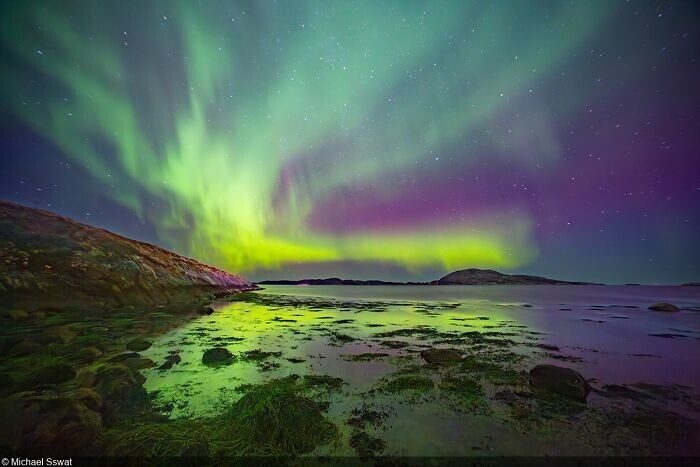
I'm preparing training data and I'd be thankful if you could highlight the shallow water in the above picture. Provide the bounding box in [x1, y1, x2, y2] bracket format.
[141, 285, 700, 455]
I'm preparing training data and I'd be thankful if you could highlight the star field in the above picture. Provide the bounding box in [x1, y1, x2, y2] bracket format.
[0, 0, 698, 284]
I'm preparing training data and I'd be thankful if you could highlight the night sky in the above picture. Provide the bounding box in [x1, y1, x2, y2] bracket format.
[1, 1, 699, 284]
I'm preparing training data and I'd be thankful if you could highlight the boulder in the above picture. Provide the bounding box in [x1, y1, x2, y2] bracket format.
[202, 347, 233, 365]
[126, 337, 152, 352]
[420, 348, 462, 365]
[529, 364, 589, 401]
[94, 364, 147, 422]
[9, 392, 102, 452]
[73, 387, 103, 411]
[198, 306, 215, 315]
[649, 303, 679, 312]
[76, 368, 97, 388]
[76, 346, 103, 363]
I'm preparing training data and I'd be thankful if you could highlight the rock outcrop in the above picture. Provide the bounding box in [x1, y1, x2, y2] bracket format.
[0, 200, 257, 310]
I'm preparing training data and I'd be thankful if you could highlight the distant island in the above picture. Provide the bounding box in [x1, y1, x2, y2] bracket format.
[437, 268, 598, 285]
[258, 268, 599, 286]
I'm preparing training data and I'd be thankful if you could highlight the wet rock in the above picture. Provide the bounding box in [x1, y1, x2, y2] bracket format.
[649, 303, 679, 312]
[76, 346, 103, 363]
[73, 387, 103, 411]
[94, 364, 146, 420]
[198, 306, 215, 315]
[107, 351, 141, 363]
[529, 364, 589, 401]
[121, 357, 155, 371]
[76, 368, 97, 387]
[8, 392, 102, 452]
[420, 348, 462, 364]
[126, 337, 152, 352]
[202, 347, 233, 365]
[31, 364, 77, 385]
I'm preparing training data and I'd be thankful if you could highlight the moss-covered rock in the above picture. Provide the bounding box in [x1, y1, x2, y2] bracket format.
[529, 364, 589, 401]
[126, 337, 152, 352]
[202, 347, 234, 365]
[420, 348, 462, 365]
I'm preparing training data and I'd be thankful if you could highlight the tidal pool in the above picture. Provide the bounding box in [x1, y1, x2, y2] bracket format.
[140, 285, 700, 456]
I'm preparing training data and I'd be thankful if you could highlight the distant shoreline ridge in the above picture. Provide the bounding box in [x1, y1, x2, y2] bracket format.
[257, 269, 700, 287]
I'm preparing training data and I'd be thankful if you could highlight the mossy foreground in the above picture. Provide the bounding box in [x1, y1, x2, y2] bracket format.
[107, 377, 339, 456]
[2, 288, 700, 457]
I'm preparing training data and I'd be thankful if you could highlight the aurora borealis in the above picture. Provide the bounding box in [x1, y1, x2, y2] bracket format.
[1, 1, 699, 283]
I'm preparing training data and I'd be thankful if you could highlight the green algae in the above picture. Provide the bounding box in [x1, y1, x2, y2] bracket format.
[382, 375, 434, 393]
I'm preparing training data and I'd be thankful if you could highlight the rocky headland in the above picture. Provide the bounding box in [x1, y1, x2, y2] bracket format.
[0, 201, 256, 454]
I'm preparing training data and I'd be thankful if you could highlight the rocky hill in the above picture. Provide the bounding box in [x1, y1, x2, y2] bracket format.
[0, 200, 256, 310]
[437, 268, 595, 285]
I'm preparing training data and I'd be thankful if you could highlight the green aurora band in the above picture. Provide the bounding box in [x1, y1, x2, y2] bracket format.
[0, 1, 616, 274]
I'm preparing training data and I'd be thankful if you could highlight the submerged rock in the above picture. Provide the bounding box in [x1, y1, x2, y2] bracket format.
[420, 348, 462, 364]
[529, 364, 589, 401]
[202, 347, 234, 365]
[649, 303, 679, 312]
[158, 354, 182, 370]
